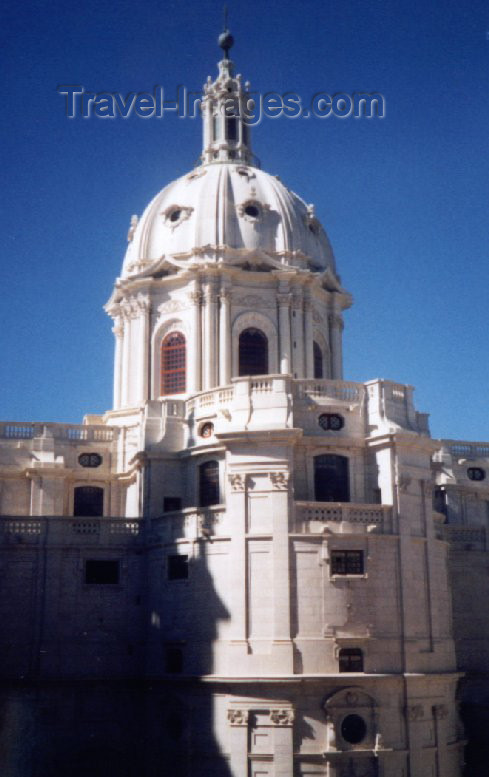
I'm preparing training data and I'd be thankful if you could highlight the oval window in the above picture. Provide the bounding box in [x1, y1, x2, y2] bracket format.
[341, 714, 367, 744]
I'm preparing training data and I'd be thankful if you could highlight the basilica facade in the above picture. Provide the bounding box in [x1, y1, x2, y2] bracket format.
[0, 33, 487, 777]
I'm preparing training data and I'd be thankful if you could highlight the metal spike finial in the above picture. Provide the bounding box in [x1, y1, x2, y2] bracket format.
[218, 5, 234, 58]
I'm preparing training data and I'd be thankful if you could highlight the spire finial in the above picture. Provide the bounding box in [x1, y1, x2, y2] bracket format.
[218, 6, 234, 59]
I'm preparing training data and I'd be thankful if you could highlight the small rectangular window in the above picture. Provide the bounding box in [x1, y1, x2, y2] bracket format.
[168, 554, 189, 580]
[164, 497, 182, 512]
[330, 550, 364, 576]
[85, 559, 120, 584]
[165, 646, 183, 673]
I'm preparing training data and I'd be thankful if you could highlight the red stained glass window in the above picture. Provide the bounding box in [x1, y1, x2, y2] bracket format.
[161, 332, 186, 395]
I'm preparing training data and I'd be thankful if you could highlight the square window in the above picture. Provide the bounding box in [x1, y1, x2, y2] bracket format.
[85, 559, 120, 584]
[330, 550, 364, 576]
[168, 554, 189, 580]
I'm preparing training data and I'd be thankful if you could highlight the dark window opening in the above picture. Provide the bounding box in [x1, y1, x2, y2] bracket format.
[74, 486, 104, 517]
[314, 454, 350, 502]
[169, 208, 181, 223]
[339, 648, 364, 673]
[433, 487, 447, 516]
[161, 331, 186, 395]
[331, 550, 364, 576]
[168, 554, 188, 580]
[341, 714, 367, 744]
[226, 116, 238, 141]
[85, 559, 120, 585]
[313, 341, 323, 378]
[164, 497, 182, 513]
[199, 460, 219, 507]
[239, 328, 268, 376]
[166, 647, 183, 674]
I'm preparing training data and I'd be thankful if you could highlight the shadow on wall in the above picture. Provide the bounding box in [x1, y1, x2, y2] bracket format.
[460, 701, 489, 777]
[0, 537, 232, 777]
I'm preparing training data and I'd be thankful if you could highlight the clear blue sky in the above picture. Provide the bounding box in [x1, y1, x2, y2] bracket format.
[2, 0, 489, 441]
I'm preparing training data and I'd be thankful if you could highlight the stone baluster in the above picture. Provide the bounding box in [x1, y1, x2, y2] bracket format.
[278, 292, 292, 375]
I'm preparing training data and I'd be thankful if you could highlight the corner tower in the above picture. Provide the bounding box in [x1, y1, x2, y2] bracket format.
[105, 34, 352, 414]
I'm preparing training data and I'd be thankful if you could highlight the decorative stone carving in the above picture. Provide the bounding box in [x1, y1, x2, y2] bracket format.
[269, 472, 289, 490]
[228, 473, 245, 492]
[270, 708, 294, 726]
[237, 294, 271, 309]
[312, 308, 324, 324]
[406, 704, 424, 721]
[158, 299, 187, 314]
[227, 709, 248, 726]
[433, 704, 448, 720]
[277, 293, 292, 307]
[127, 214, 138, 242]
[188, 291, 203, 305]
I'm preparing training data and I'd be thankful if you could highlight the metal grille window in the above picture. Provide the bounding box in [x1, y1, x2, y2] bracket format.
[314, 454, 350, 502]
[331, 550, 364, 575]
[339, 648, 364, 672]
[161, 332, 186, 395]
[313, 341, 323, 378]
[199, 460, 219, 507]
[239, 328, 268, 376]
[74, 486, 104, 517]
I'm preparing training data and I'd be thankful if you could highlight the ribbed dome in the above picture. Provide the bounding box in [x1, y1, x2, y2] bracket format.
[121, 162, 337, 280]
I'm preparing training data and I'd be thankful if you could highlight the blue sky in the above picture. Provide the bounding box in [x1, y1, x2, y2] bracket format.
[2, 0, 489, 441]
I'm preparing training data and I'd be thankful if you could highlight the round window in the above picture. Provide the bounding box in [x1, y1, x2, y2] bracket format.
[200, 422, 214, 439]
[169, 209, 181, 223]
[467, 467, 485, 481]
[341, 713, 367, 744]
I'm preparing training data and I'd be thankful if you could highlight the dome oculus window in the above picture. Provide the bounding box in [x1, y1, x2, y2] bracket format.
[163, 205, 193, 229]
[467, 467, 485, 481]
[238, 200, 267, 222]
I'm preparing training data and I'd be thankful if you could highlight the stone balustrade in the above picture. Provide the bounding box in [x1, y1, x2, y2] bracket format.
[151, 505, 226, 541]
[294, 501, 392, 534]
[445, 441, 489, 459]
[442, 524, 487, 550]
[0, 422, 116, 442]
[0, 516, 141, 544]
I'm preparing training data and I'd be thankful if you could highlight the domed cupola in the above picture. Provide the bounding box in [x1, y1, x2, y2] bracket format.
[118, 27, 340, 285]
[106, 27, 352, 412]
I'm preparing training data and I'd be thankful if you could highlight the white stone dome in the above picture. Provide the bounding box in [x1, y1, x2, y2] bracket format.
[121, 162, 337, 280]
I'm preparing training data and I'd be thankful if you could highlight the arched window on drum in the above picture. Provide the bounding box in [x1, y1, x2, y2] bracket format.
[161, 332, 186, 395]
[239, 328, 268, 376]
[313, 341, 324, 379]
